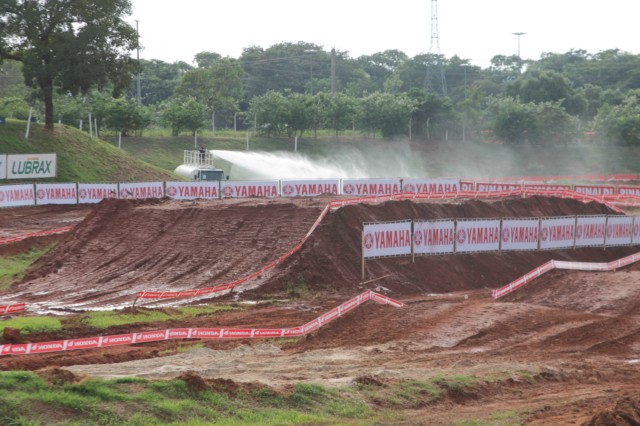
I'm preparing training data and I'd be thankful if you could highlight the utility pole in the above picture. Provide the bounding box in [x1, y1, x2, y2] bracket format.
[135, 20, 142, 103]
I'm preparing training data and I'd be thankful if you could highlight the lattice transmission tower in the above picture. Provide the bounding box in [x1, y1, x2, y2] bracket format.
[424, 0, 447, 96]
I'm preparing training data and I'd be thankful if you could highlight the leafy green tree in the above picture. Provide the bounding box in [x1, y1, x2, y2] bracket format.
[0, 95, 29, 119]
[248, 91, 289, 137]
[175, 58, 243, 127]
[160, 97, 208, 136]
[100, 97, 151, 136]
[0, 0, 140, 130]
[406, 89, 454, 140]
[357, 92, 417, 138]
[52, 94, 87, 127]
[507, 69, 573, 106]
[194, 51, 222, 68]
[595, 91, 640, 145]
[136, 59, 191, 105]
[0, 59, 27, 97]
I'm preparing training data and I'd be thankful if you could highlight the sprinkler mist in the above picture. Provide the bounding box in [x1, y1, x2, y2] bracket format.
[212, 150, 370, 180]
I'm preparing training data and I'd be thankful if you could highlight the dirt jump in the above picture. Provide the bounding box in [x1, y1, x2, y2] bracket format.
[1, 195, 640, 424]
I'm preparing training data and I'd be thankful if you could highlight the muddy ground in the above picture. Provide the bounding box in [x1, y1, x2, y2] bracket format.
[1, 196, 639, 425]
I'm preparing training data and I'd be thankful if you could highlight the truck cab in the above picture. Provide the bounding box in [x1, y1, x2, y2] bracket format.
[174, 149, 227, 182]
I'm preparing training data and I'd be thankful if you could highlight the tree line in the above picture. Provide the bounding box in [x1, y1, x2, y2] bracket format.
[1, 0, 640, 145]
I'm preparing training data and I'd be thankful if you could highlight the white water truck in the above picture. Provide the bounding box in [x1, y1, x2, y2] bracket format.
[174, 149, 227, 181]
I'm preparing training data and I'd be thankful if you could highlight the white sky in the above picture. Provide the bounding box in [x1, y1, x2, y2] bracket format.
[129, 0, 639, 67]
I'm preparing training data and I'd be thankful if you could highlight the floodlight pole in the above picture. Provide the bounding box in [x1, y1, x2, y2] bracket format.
[136, 20, 142, 103]
[512, 32, 526, 58]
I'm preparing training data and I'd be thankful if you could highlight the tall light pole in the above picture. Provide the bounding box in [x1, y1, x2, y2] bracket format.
[512, 32, 526, 58]
[135, 20, 141, 103]
[304, 49, 319, 95]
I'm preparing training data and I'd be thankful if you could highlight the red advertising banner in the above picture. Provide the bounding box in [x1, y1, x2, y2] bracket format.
[500, 218, 539, 251]
[475, 182, 522, 192]
[523, 184, 572, 191]
[455, 219, 501, 253]
[0, 290, 403, 357]
[78, 183, 118, 204]
[35, 183, 77, 205]
[280, 179, 340, 197]
[413, 219, 455, 255]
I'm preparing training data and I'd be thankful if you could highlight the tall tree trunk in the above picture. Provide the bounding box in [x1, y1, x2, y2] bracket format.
[43, 78, 54, 131]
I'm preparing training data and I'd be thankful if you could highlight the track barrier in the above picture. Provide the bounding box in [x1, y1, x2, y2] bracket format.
[0, 290, 403, 356]
[0, 225, 73, 246]
[492, 252, 640, 299]
[0, 304, 25, 316]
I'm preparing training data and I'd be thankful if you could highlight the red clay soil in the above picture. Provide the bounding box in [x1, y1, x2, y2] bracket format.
[1, 196, 640, 424]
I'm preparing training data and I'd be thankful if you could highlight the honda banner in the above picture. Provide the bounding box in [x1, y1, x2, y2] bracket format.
[539, 217, 576, 250]
[455, 219, 501, 253]
[362, 221, 412, 259]
[500, 218, 539, 251]
[413, 219, 455, 255]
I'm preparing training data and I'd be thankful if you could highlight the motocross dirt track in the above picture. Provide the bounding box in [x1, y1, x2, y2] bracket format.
[2, 196, 640, 425]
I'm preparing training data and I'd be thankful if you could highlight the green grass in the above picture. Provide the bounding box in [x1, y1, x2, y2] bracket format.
[0, 316, 62, 336]
[0, 120, 178, 183]
[0, 246, 52, 291]
[0, 371, 544, 425]
[82, 305, 238, 329]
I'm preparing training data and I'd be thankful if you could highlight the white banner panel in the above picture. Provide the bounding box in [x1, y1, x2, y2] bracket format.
[455, 219, 501, 253]
[281, 179, 340, 197]
[575, 216, 607, 247]
[7, 153, 57, 179]
[362, 221, 412, 259]
[119, 182, 164, 199]
[341, 178, 401, 197]
[0, 154, 6, 179]
[618, 186, 640, 197]
[574, 185, 615, 196]
[460, 181, 475, 191]
[35, 183, 77, 205]
[500, 218, 539, 251]
[539, 217, 576, 250]
[220, 181, 279, 198]
[633, 217, 640, 245]
[0, 184, 35, 207]
[475, 182, 522, 192]
[605, 216, 634, 246]
[166, 181, 219, 200]
[413, 220, 455, 255]
[78, 183, 119, 204]
[402, 178, 460, 194]
[524, 184, 572, 191]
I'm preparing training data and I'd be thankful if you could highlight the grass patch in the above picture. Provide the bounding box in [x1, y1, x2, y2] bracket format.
[0, 316, 62, 336]
[82, 305, 237, 329]
[285, 274, 309, 298]
[0, 246, 53, 291]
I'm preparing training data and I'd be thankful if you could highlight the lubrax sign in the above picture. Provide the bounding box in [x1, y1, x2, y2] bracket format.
[5, 154, 57, 179]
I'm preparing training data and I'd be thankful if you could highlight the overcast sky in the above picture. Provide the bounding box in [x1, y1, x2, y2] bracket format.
[129, 0, 638, 67]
